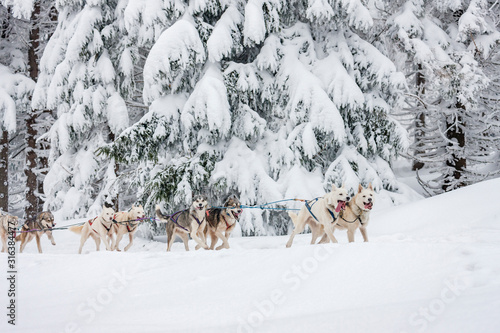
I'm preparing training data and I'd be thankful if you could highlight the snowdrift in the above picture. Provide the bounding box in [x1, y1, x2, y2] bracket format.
[1, 179, 500, 333]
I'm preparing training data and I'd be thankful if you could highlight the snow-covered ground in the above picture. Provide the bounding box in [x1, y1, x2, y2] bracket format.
[2, 178, 500, 333]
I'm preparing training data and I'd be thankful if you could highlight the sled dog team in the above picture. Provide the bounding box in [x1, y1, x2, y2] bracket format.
[0, 183, 375, 254]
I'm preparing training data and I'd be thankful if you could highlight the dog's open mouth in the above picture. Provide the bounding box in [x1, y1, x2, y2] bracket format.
[232, 210, 241, 220]
[196, 206, 204, 210]
[364, 202, 373, 210]
[335, 200, 346, 213]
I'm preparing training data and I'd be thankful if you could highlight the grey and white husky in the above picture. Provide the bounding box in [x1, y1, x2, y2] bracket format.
[156, 194, 209, 252]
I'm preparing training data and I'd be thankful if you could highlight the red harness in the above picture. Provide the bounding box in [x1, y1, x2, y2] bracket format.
[88, 217, 112, 233]
[222, 215, 234, 229]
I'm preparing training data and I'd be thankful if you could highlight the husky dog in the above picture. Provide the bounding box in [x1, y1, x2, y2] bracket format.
[204, 195, 242, 250]
[16, 211, 56, 253]
[156, 194, 209, 252]
[112, 204, 145, 252]
[286, 184, 349, 248]
[1, 214, 18, 253]
[319, 183, 375, 243]
[69, 205, 115, 254]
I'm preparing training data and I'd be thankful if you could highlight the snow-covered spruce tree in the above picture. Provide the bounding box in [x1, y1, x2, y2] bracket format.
[23, 1, 58, 219]
[0, 64, 34, 212]
[383, 0, 500, 194]
[33, 0, 129, 218]
[1, 1, 58, 217]
[102, 0, 410, 235]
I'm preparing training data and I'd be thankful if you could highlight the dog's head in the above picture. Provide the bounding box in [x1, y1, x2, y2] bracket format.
[325, 184, 349, 213]
[354, 183, 375, 211]
[38, 211, 55, 229]
[100, 205, 115, 222]
[223, 195, 242, 220]
[129, 204, 145, 220]
[2, 215, 18, 230]
[191, 194, 208, 212]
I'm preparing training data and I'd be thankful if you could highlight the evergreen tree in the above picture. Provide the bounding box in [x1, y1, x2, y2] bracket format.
[102, 0, 410, 235]
[25, 0, 58, 219]
[0, 64, 33, 212]
[33, 0, 129, 218]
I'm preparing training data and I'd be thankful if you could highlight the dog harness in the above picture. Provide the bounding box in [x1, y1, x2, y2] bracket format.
[222, 214, 235, 229]
[89, 217, 112, 234]
[191, 213, 206, 226]
[339, 203, 363, 225]
[305, 198, 338, 224]
[340, 213, 363, 225]
[168, 210, 189, 232]
[126, 222, 138, 233]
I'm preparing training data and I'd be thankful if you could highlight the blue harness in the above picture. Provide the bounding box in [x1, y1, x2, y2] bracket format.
[305, 198, 337, 224]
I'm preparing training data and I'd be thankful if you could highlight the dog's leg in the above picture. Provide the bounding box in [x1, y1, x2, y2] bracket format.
[166, 227, 175, 252]
[310, 223, 322, 244]
[347, 224, 356, 243]
[35, 233, 43, 253]
[107, 232, 115, 251]
[0, 233, 6, 252]
[208, 230, 217, 250]
[46, 231, 56, 246]
[78, 229, 89, 254]
[114, 231, 124, 251]
[318, 233, 329, 244]
[196, 222, 207, 250]
[91, 233, 101, 251]
[179, 232, 189, 251]
[359, 226, 368, 242]
[215, 230, 230, 250]
[190, 224, 208, 250]
[286, 208, 313, 248]
[99, 232, 112, 251]
[323, 223, 338, 244]
[19, 234, 30, 253]
[286, 212, 308, 248]
[124, 232, 134, 252]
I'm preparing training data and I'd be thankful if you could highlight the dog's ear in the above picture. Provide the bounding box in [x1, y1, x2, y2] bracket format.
[341, 182, 345, 189]
[368, 183, 373, 190]
[358, 184, 363, 193]
[331, 184, 337, 192]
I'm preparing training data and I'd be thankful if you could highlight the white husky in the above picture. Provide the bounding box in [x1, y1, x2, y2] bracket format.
[112, 205, 145, 251]
[286, 184, 349, 248]
[69, 205, 115, 254]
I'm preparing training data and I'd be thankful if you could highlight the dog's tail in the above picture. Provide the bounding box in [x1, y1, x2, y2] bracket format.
[69, 225, 84, 234]
[288, 212, 298, 227]
[156, 205, 169, 221]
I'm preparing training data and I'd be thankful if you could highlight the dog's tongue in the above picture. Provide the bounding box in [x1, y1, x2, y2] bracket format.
[335, 201, 345, 213]
[365, 202, 373, 210]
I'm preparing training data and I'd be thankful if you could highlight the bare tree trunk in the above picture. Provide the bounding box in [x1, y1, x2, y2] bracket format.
[0, 131, 8, 212]
[108, 131, 119, 212]
[443, 104, 466, 192]
[413, 65, 426, 171]
[1, 7, 11, 212]
[24, 1, 41, 219]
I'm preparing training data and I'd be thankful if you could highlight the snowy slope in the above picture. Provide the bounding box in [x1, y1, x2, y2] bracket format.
[2, 179, 500, 333]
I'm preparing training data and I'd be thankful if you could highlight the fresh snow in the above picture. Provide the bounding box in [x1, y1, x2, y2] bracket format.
[2, 178, 500, 332]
